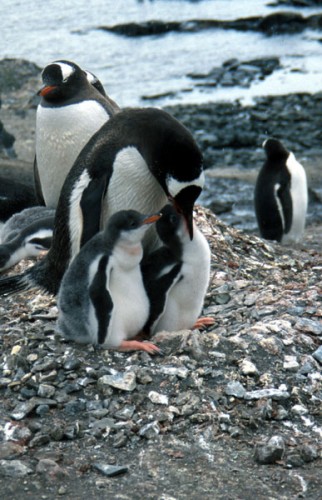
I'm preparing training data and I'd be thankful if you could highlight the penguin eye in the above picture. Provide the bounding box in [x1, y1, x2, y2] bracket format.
[169, 215, 177, 225]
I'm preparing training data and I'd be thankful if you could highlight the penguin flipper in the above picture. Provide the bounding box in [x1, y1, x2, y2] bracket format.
[277, 182, 292, 234]
[33, 157, 46, 206]
[0, 273, 32, 295]
[89, 254, 113, 345]
[80, 174, 108, 247]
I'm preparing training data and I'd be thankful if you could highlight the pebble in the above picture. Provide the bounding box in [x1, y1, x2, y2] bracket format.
[139, 421, 160, 439]
[0, 459, 33, 477]
[98, 372, 137, 392]
[295, 318, 322, 336]
[239, 359, 259, 376]
[93, 463, 128, 477]
[245, 388, 290, 401]
[291, 404, 309, 416]
[312, 345, 322, 364]
[225, 381, 247, 398]
[148, 391, 169, 405]
[254, 435, 285, 464]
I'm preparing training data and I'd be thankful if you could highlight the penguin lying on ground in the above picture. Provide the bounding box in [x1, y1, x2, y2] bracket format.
[254, 138, 308, 244]
[57, 209, 161, 353]
[35, 60, 119, 207]
[0, 107, 204, 296]
[0, 207, 54, 272]
[142, 204, 212, 336]
[0, 177, 37, 226]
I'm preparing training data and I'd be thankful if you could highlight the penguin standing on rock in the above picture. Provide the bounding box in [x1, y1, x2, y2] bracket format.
[0, 107, 204, 296]
[35, 60, 119, 207]
[57, 209, 161, 353]
[142, 204, 212, 336]
[254, 138, 308, 244]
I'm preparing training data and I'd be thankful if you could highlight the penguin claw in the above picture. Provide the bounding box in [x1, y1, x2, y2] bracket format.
[118, 340, 160, 354]
[193, 316, 215, 330]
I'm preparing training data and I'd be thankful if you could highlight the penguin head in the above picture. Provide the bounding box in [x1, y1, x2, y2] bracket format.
[84, 70, 107, 97]
[155, 204, 182, 244]
[106, 210, 162, 245]
[263, 138, 289, 162]
[38, 60, 93, 102]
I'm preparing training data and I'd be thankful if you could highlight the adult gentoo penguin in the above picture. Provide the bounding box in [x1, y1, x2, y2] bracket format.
[0, 207, 54, 272]
[57, 209, 161, 353]
[254, 138, 308, 244]
[142, 204, 212, 335]
[0, 106, 204, 296]
[35, 60, 119, 207]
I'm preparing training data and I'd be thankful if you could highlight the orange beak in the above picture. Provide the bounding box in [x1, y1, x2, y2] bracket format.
[37, 85, 57, 97]
[142, 213, 162, 225]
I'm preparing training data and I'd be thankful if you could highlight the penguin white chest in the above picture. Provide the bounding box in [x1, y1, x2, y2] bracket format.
[282, 153, 308, 244]
[36, 101, 109, 208]
[107, 246, 150, 346]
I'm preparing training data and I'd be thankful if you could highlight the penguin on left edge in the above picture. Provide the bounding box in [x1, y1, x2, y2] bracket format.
[0, 106, 204, 296]
[57, 209, 161, 353]
[35, 60, 120, 207]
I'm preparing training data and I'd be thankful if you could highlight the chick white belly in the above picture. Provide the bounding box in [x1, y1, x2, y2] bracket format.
[36, 102, 109, 208]
[106, 267, 149, 347]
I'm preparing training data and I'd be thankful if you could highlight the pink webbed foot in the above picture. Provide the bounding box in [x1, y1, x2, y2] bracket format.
[193, 316, 215, 330]
[118, 340, 160, 354]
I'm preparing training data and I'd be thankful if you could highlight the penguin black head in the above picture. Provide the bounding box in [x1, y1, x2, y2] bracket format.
[105, 210, 162, 245]
[145, 110, 204, 240]
[38, 60, 94, 102]
[263, 138, 289, 162]
[155, 204, 181, 244]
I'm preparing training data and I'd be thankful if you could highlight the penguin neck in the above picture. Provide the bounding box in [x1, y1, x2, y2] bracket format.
[113, 241, 144, 270]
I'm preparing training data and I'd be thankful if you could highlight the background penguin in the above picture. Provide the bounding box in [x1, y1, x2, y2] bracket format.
[142, 204, 212, 336]
[0, 106, 204, 296]
[35, 60, 119, 207]
[57, 209, 161, 353]
[254, 138, 308, 244]
[0, 177, 37, 228]
[0, 207, 54, 272]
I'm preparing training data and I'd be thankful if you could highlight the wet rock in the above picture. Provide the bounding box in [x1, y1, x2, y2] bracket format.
[300, 444, 319, 463]
[36, 458, 68, 479]
[312, 345, 322, 364]
[254, 435, 285, 464]
[245, 388, 290, 401]
[295, 318, 322, 336]
[225, 381, 247, 398]
[98, 371, 137, 392]
[139, 421, 160, 439]
[0, 459, 33, 477]
[37, 383, 56, 398]
[148, 391, 169, 405]
[93, 463, 128, 477]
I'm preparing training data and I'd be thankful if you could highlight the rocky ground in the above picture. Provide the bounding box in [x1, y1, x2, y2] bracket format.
[0, 59, 321, 499]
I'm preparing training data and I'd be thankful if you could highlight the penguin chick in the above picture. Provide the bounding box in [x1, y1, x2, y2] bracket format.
[35, 60, 119, 207]
[142, 204, 211, 336]
[0, 207, 54, 272]
[57, 209, 161, 353]
[255, 138, 308, 244]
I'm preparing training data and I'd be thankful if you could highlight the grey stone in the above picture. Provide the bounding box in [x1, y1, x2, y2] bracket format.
[0, 459, 33, 477]
[98, 372, 137, 392]
[295, 318, 322, 336]
[93, 463, 128, 477]
[312, 345, 322, 364]
[254, 435, 285, 464]
[225, 381, 247, 398]
[245, 388, 290, 401]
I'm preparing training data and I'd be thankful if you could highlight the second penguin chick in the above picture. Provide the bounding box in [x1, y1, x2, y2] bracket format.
[142, 204, 211, 336]
[57, 209, 161, 353]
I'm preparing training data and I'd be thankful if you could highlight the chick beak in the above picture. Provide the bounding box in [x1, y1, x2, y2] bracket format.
[142, 213, 162, 225]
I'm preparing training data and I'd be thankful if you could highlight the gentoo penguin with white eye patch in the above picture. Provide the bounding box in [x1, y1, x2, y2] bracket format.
[35, 60, 119, 207]
[0, 107, 204, 296]
[254, 138, 308, 244]
[0, 207, 54, 272]
[57, 209, 161, 353]
[142, 204, 212, 336]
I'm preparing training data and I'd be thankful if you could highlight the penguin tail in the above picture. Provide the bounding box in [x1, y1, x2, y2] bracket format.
[0, 272, 32, 296]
